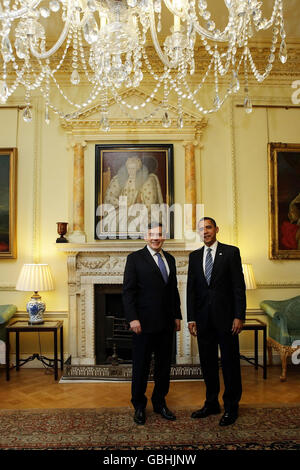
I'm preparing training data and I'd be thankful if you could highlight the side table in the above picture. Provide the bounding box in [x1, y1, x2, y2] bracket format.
[6, 320, 64, 381]
[240, 318, 267, 379]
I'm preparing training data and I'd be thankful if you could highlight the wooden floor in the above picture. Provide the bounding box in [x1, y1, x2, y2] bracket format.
[0, 365, 299, 410]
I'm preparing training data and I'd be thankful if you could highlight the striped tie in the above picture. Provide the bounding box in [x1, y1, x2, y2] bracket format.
[205, 247, 213, 284]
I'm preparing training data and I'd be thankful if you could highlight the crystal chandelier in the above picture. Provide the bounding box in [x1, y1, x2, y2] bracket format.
[0, 0, 287, 129]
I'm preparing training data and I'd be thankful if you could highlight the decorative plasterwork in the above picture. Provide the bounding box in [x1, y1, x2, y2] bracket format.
[60, 88, 207, 139]
[11, 43, 299, 85]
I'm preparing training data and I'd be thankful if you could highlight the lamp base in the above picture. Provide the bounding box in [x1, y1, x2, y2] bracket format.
[26, 293, 46, 325]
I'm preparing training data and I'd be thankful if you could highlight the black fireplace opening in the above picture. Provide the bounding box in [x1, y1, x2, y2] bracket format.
[94, 284, 177, 365]
[95, 284, 132, 364]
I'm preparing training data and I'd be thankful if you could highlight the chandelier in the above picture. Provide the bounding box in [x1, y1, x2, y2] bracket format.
[0, 0, 287, 129]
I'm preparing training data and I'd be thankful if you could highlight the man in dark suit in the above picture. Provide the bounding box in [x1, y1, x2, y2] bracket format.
[123, 222, 182, 425]
[187, 217, 246, 426]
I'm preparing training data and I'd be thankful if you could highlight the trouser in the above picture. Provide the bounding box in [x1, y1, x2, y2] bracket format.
[197, 322, 242, 413]
[131, 329, 174, 410]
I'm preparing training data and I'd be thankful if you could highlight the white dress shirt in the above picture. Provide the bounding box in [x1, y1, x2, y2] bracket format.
[147, 245, 170, 276]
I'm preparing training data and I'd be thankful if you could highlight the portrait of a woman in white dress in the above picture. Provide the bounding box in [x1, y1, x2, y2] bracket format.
[102, 155, 164, 235]
[95, 144, 174, 239]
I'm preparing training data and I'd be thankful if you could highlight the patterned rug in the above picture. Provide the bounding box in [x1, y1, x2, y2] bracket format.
[0, 406, 299, 451]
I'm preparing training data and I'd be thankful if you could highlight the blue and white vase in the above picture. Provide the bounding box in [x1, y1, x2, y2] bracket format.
[26, 293, 45, 324]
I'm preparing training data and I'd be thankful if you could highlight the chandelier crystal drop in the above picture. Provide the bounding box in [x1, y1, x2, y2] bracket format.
[0, 0, 288, 127]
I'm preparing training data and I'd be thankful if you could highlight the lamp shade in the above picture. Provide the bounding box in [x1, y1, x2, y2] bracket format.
[242, 263, 256, 290]
[16, 264, 54, 292]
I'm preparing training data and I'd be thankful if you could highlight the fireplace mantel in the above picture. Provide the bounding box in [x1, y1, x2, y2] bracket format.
[58, 240, 196, 253]
[59, 242, 198, 365]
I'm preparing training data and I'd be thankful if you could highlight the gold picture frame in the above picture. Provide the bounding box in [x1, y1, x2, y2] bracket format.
[0, 148, 17, 259]
[268, 142, 300, 259]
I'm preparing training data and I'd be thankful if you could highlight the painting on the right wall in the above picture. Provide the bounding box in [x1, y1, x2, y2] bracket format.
[268, 142, 300, 259]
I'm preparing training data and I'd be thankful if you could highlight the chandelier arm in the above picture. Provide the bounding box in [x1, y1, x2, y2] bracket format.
[148, 0, 176, 69]
[252, 0, 281, 32]
[163, 0, 229, 42]
[28, 0, 77, 60]
[163, 0, 185, 19]
[75, 9, 90, 28]
[192, 0, 283, 42]
[193, 22, 228, 42]
[163, 0, 227, 41]
[0, 1, 42, 20]
[29, 19, 71, 60]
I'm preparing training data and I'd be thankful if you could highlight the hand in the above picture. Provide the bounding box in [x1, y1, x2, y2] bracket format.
[174, 319, 181, 332]
[188, 321, 197, 337]
[231, 318, 243, 335]
[130, 320, 142, 335]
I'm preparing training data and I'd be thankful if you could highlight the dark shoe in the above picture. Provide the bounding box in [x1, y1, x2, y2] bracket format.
[154, 406, 176, 421]
[219, 412, 238, 427]
[191, 405, 221, 419]
[134, 408, 146, 425]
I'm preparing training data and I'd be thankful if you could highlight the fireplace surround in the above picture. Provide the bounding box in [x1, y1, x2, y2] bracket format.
[60, 242, 196, 366]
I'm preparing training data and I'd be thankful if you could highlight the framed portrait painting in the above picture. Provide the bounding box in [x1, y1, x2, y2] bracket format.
[95, 144, 174, 239]
[268, 143, 300, 259]
[0, 148, 17, 259]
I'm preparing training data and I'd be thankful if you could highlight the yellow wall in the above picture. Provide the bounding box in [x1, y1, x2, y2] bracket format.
[0, 80, 299, 359]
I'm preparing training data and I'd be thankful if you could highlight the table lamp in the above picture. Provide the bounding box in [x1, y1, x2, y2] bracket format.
[16, 264, 54, 324]
[242, 263, 257, 290]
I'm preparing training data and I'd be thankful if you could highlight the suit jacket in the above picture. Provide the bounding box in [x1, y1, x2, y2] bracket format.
[187, 242, 246, 333]
[123, 246, 182, 333]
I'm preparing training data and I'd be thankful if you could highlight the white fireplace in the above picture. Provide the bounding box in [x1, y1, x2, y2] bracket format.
[61, 242, 196, 366]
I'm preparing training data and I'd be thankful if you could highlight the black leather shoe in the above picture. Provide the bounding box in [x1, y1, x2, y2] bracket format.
[191, 405, 221, 419]
[154, 406, 176, 421]
[219, 412, 238, 426]
[134, 408, 146, 425]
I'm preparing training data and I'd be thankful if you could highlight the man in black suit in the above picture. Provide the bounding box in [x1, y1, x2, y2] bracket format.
[187, 217, 246, 426]
[123, 222, 182, 425]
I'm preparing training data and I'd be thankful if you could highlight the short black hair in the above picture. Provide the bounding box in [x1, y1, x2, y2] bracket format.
[198, 217, 217, 227]
[147, 222, 163, 230]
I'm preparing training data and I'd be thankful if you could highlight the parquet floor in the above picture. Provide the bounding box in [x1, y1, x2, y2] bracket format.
[0, 365, 299, 410]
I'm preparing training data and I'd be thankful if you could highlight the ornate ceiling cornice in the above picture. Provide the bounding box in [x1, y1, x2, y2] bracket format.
[7, 43, 300, 86]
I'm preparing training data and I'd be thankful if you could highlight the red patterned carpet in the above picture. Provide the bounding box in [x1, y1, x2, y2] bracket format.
[0, 406, 299, 450]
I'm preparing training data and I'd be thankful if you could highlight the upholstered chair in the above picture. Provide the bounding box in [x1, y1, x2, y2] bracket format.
[260, 296, 300, 381]
[0, 305, 17, 364]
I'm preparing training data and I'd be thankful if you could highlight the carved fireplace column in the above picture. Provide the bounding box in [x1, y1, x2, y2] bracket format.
[184, 121, 208, 236]
[69, 141, 87, 243]
[184, 141, 197, 235]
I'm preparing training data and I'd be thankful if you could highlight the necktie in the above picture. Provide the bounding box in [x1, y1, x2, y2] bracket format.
[156, 252, 168, 283]
[205, 247, 213, 285]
